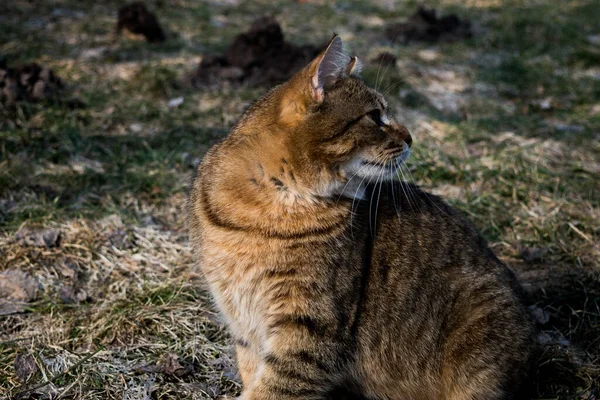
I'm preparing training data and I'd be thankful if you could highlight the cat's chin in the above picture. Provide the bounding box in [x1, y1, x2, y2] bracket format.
[333, 172, 400, 200]
[333, 150, 410, 200]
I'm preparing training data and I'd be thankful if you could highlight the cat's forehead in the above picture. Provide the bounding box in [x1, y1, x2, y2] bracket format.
[334, 77, 388, 109]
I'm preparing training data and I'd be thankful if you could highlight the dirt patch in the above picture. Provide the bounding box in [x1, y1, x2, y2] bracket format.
[117, 2, 166, 43]
[190, 16, 321, 87]
[385, 7, 472, 43]
[0, 60, 64, 104]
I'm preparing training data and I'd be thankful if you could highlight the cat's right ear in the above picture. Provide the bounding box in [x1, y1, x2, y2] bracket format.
[309, 35, 350, 102]
[279, 35, 351, 126]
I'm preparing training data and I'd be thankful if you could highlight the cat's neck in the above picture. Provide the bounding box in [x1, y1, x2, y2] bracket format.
[201, 136, 352, 239]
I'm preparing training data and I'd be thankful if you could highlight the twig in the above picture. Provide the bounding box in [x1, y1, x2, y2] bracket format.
[0, 337, 34, 346]
[567, 222, 593, 244]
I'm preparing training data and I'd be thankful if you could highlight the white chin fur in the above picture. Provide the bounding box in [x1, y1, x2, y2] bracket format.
[333, 149, 410, 200]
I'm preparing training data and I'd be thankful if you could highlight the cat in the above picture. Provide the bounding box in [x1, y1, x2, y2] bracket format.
[188, 36, 535, 399]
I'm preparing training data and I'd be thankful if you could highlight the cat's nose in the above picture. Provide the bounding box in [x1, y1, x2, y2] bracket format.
[391, 124, 412, 148]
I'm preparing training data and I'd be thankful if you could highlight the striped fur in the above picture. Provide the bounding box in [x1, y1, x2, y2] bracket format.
[188, 36, 534, 399]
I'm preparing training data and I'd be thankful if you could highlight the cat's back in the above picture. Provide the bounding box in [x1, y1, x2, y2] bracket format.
[354, 183, 535, 399]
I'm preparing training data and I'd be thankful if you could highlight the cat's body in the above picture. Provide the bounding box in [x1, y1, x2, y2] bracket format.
[189, 36, 534, 399]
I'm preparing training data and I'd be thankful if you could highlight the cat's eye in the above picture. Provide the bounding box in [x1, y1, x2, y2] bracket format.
[368, 110, 385, 127]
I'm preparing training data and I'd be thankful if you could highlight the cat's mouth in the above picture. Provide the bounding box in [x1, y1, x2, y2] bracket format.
[361, 148, 410, 175]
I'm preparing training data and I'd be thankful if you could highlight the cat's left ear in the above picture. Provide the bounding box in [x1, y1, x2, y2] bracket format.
[346, 56, 362, 76]
[310, 35, 351, 102]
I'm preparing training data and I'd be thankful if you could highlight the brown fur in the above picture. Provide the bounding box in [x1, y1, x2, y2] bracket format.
[188, 36, 534, 399]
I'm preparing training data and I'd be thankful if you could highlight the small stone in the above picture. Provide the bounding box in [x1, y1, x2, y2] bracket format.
[51, 8, 85, 19]
[0, 302, 26, 316]
[168, 96, 184, 108]
[0, 269, 39, 302]
[587, 34, 600, 46]
[528, 306, 550, 325]
[129, 123, 143, 133]
[553, 123, 585, 133]
[537, 97, 553, 110]
[519, 246, 548, 263]
[80, 47, 106, 60]
[15, 353, 38, 383]
[417, 49, 440, 61]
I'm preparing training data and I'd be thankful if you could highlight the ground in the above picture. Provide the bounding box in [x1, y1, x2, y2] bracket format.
[0, 0, 599, 398]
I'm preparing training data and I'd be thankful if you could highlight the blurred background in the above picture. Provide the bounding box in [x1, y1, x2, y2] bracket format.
[0, 0, 599, 398]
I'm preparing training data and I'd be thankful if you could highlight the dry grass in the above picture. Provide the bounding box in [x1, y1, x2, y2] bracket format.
[1, 0, 599, 398]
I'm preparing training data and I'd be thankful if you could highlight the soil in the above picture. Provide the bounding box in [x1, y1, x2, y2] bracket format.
[0, 60, 64, 104]
[117, 2, 166, 43]
[385, 6, 472, 44]
[190, 16, 321, 87]
[371, 51, 398, 66]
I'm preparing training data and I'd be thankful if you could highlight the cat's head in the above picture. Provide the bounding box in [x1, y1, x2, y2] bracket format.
[237, 36, 412, 200]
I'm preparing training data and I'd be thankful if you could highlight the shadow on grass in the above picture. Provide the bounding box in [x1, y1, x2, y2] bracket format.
[0, 107, 226, 227]
[469, 0, 600, 143]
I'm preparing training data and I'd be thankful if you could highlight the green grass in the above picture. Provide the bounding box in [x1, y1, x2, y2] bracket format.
[1, 0, 599, 398]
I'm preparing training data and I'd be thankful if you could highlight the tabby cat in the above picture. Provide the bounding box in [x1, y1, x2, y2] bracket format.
[188, 36, 535, 399]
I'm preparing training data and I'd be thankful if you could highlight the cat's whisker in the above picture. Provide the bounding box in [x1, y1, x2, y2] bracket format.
[335, 161, 373, 205]
[373, 161, 387, 236]
[350, 160, 381, 239]
[399, 161, 420, 204]
[375, 53, 385, 92]
[367, 154, 388, 236]
[382, 81, 401, 98]
[390, 168, 402, 226]
[398, 163, 422, 215]
[348, 166, 370, 239]
[377, 58, 394, 95]
[367, 165, 381, 238]
[402, 161, 448, 216]
[395, 160, 415, 212]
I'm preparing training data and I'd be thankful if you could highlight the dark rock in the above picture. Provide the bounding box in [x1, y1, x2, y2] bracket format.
[385, 7, 472, 44]
[190, 16, 322, 87]
[117, 2, 166, 43]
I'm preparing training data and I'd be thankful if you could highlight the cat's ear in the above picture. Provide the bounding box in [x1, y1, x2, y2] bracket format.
[346, 56, 362, 76]
[310, 35, 350, 102]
